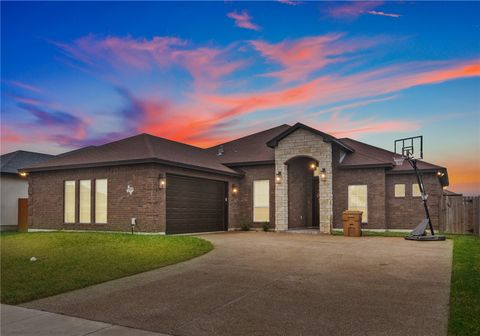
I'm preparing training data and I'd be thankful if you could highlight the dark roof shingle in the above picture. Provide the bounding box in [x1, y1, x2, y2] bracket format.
[26, 134, 240, 176]
[1, 151, 54, 174]
[205, 125, 291, 165]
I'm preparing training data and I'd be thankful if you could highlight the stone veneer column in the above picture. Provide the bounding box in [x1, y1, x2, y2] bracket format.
[274, 129, 332, 234]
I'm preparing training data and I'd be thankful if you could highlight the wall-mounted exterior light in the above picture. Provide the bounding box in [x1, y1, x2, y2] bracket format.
[275, 171, 282, 184]
[309, 162, 318, 170]
[159, 174, 166, 189]
[19, 171, 28, 177]
[232, 184, 238, 194]
[437, 171, 445, 177]
[320, 168, 326, 182]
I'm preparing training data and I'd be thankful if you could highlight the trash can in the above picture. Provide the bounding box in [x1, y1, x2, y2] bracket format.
[342, 210, 363, 237]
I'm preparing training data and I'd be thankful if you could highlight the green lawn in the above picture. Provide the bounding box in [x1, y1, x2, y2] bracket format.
[1, 232, 213, 305]
[448, 235, 480, 336]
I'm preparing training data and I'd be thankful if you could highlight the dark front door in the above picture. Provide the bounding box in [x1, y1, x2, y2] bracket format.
[166, 174, 227, 234]
[312, 177, 319, 227]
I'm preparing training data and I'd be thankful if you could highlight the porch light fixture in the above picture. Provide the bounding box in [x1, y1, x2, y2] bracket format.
[309, 162, 318, 170]
[437, 171, 445, 177]
[320, 168, 326, 182]
[275, 171, 282, 184]
[159, 174, 166, 189]
[232, 184, 238, 194]
[19, 171, 28, 177]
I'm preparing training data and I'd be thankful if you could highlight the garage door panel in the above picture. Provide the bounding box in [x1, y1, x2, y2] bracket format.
[166, 175, 227, 234]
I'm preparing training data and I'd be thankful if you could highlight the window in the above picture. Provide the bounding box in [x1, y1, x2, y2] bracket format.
[412, 183, 421, 197]
[95, 179, 108, 223]
[79, 180, 91, 223]
[348, 185, 368, 223]
[253, 180, 269, 222]
[64, 181, 76, 223]
[394, 184, 405, 197]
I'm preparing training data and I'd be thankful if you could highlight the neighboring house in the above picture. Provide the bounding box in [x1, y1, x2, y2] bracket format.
[24, 123, 449, 234]
[1, 150, 54, 231]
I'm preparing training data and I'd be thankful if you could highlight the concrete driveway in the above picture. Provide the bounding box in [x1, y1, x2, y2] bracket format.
[24, 232, 452, 336]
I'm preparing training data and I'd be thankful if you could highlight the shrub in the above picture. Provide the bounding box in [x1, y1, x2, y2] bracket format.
[262, 222, 270, 232]
[240, 221, 251, 231]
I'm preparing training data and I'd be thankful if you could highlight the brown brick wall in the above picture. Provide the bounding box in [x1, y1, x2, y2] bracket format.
[385, 173, 443, 230]
[332, 144, 387, 229]
[29, 163, 241, 233]
[234, 164, 276, 229]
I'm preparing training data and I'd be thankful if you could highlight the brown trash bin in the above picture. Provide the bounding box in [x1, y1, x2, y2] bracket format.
[342, 210, 363, 237]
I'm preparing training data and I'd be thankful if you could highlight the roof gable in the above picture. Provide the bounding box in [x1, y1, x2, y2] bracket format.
[266, 123, 354, 153]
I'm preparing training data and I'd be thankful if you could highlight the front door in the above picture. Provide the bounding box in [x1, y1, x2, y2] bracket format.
[312, 177, 319, 227]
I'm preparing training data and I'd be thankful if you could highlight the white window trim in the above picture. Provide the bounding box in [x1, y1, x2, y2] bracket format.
[347, 185, 368, 223]
[412, 183, 421, 197]
[253, 179, 270, 223]
[394, 184, 406, 198]
[95, 179, 108, 224]
[64, 180, 76, 224]
[79, 180, 92, 224]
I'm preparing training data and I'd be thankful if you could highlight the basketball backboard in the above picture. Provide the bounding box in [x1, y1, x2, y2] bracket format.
[394, 136, 423, 159]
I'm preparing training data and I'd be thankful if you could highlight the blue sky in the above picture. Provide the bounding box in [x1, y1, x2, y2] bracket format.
[1, 1, 479, 194]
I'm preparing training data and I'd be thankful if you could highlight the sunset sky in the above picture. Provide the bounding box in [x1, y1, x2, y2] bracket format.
[1, 1, 479, 194]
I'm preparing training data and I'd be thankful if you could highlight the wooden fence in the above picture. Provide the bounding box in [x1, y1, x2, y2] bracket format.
[440, 195, 480, 235]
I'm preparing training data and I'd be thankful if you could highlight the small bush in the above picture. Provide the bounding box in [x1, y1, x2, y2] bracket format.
[262, 222, 270, 232]
[240, 221, 251, 231]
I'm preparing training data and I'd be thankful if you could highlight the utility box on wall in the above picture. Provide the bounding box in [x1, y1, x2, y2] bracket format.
[342, 210, 363, 237]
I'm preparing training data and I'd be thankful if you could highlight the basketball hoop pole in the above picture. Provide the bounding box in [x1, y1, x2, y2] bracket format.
[394, 136, 445, 240]
[405, 155, 435, 236]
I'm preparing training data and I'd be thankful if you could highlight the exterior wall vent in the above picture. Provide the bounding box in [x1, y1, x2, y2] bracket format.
[217, 145, 224, 156]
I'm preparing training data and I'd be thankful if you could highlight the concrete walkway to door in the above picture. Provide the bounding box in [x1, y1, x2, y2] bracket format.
[24, 232, 453, 336]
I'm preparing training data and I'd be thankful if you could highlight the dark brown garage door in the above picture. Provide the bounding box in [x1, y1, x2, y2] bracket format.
[166, 174, 227, 234]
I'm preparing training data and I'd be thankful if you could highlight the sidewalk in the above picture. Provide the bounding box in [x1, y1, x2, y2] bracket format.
[1, 304, 169, 336]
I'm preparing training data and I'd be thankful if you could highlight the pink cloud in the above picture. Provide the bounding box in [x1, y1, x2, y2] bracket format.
[1, 127, 24, 144]
[227, 11, 261, 31]
[318, 112, 420, 138]
[4, 80, 43, 94]
[251, 34, 382, 83]
[54, 35, 243, 91]
[326, 2, 379, 19]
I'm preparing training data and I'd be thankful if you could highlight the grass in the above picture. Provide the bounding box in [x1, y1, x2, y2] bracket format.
[333, 229, 479, 335]
[448, 235, 480, 336]
[1, 232, 213, 305]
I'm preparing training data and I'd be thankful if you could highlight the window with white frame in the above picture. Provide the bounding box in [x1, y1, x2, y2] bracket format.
[253, 180, 269, 222]
[64, 181, 76, 223]
[348, 185, 368, 223]
[412, 183, 421, 197]
[79, 180, 91, 223]
[95, 179, 108, 223]
[394, 184, 405, 197]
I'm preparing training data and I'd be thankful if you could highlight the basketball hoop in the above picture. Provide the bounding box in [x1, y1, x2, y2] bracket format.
[393, 157, 405, 166]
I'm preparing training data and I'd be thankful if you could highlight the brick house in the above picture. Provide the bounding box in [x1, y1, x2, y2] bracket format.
[24, 123, 449, 234]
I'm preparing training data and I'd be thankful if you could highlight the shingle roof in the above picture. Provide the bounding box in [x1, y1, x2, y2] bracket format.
[26, 134, 241, 176]
[22, 124, 447, 181]
[338, 138, 445, 172]
[1, 150, 54, 174]
[205, 124, 291, 165]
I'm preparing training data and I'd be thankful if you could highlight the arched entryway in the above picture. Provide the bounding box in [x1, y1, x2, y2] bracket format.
[285, 156, 320, 230]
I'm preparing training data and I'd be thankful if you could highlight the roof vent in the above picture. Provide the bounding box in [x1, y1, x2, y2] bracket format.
[217, 145, 224, 156]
